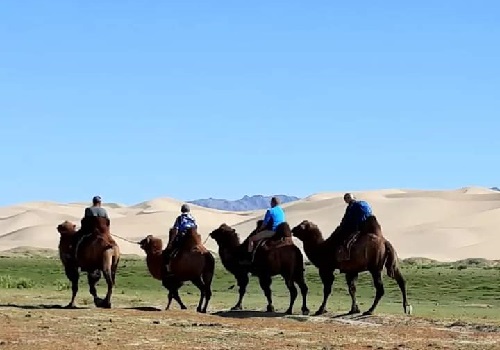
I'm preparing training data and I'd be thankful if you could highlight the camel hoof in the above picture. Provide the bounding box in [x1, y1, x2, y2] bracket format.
[406, 304, 413, 315]
[362, 310, 373, 316]
[285, 309, 293, 315]
[266, 305, 275, 313]
[180, 305, 188, 310]
[64, 303, 76, 309]
[302, 308, 310, 316]
[230, 305, 242, 311]
[314, 309, 326, 316]
[348, 307, 361, 315]
[99, 302, 111, 309]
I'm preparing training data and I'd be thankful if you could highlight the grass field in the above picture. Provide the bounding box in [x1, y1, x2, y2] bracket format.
[1, 253, 500, 349]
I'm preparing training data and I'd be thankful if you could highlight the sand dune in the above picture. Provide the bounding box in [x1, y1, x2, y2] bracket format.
[0, 186, 499, 261]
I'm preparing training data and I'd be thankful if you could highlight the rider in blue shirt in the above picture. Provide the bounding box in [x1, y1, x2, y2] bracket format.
[241, 196, 285, 265]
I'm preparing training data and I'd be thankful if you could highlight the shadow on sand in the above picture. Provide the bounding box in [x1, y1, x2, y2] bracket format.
[212, 309, 287, 319]
[123, 306, 163, 312]
[0, 303, 90, 310]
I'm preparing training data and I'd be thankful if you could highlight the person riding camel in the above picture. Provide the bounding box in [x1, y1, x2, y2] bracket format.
[81, 195, 110, 234]
[163, 203, 197, 271]
[241, 196, 285, 265]
[335, 193, 373, 259]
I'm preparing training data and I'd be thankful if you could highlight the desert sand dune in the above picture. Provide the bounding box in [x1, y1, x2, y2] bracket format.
[0, 186, 499, 261]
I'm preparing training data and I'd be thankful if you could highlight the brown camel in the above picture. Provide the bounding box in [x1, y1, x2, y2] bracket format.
[139, 227, 215, 313]
[209, 221, 309, 315]
[57, 217, 120, 309]
[291, 218, 411, 316]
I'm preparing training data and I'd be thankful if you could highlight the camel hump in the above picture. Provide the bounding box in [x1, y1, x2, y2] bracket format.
[177, 227, 209, 255]
[258, 222, 295, 251]
[364, 215, 382, 235]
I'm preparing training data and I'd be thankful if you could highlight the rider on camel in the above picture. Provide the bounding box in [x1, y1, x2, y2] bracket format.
[81, 195, 110, 233]
[335, 193, 373, 258]
[241, 196, 285, 265]
[163, 203, 197, 270]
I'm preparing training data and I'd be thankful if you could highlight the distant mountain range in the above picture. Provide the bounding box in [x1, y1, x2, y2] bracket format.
[492, 187, 500, 191]
[189, 194, 300, 211]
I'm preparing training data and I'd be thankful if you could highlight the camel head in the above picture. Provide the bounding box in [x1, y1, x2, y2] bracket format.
[209, 223, 239, 246]
[138, 234, 163, 254]
[291, 220, 318, 241]
[57, 221, 77, 237]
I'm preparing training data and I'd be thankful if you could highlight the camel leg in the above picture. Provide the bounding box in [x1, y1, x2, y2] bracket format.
[165, 291, 174, 310]
[171, 289, 188, 310]
[87, 270, 102, 306]
[315, 268, 334, 316]
[346, 272, 360, 314]
[191, 276, 206, 313]
[98, 268, 113, 309]
[64, 266, 79, 309]
[111, 256, 119, 286]
[392, 267, 411, 314]
[258, 275, 275, 313]
[294, 271, 310, 316]
[284, 276, 298, 315]
[364, 270, 384, 315]
[201, 260, 214, 313]
[231, 273, 249, 311]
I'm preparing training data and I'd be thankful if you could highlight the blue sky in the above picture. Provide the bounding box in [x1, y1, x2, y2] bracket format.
[0, 1, 498, 206]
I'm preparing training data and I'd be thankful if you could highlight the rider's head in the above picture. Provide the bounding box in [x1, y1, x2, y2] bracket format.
[343, 193, 356, 204]
[181, 203, 190, 213]
[92, 196, 102, 206]
[270, 196, 280, 207]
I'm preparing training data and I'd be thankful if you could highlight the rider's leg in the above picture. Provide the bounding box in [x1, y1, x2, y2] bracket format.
[247, 230, 275, 252]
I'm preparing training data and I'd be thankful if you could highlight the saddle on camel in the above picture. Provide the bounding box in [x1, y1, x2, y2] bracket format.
[209, 221, 310, 315]
[56, 216, 120, 309]
[139, 226, 215, 313]
[291, 218, 411, 317]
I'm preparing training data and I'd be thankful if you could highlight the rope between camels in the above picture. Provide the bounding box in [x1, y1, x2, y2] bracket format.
[110, 233, 139, 245]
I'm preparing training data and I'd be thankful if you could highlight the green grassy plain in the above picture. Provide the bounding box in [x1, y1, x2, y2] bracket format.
[1, 254, 499, 323]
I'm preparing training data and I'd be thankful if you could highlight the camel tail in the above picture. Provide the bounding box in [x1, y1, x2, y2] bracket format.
[384, 239, 398, 278]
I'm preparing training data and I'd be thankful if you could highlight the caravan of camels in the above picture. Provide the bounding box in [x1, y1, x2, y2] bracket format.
[55, 194, 411, 317]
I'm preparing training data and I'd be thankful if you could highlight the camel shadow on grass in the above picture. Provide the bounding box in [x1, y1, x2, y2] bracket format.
[0, 303, 90, 310]
[212, 309, 288, 319]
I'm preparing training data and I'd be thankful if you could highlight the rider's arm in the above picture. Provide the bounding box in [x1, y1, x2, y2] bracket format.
[173, 216, 181, 230]
[256, 209, 271, 232]
[102, 208, 110, 219]
[84, 207, 92, 217]
[339, 205, 351, 227]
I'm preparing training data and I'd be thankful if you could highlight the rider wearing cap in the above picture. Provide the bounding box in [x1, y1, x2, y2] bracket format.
[163, 203, 198, 270]
[81, 195, 110, 232]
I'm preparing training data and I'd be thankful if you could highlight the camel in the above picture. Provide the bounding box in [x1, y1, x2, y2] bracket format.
[56, 217, 120, 308]
[209, 221, 309, 315]
[139, 227, 214, 313]
[291, 218, 411, 316]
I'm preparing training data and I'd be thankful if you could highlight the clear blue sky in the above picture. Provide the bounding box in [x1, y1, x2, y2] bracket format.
[1, 1, 498, 206]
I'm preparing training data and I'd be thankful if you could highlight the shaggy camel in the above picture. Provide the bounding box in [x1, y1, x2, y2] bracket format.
[139, 227, 214, 313]
[291, 218, 411, 316]
[209, 221, 309, 315]
[57, 217, 120, 308]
